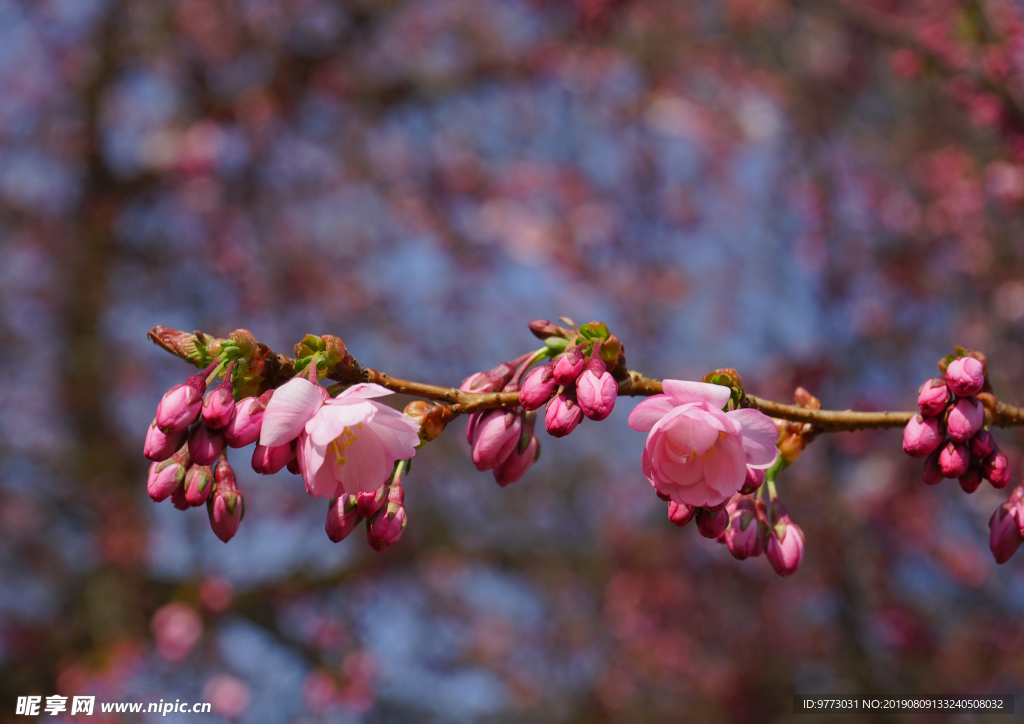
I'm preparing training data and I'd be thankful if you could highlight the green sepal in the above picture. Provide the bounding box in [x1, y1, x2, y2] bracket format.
[579, 322, 610, 341]
[544, 336, 568, 355]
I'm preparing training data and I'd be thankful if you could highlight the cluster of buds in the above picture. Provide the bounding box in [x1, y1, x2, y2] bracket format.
[519, 319, 624, 438]
[903, 351, 1009, 492]
[147, 451, 245, 542]
[662, 470, 805, 577]
[461, 355, 543, 486]
[325, 462, 409, 550]
[989, 485, 1024, 564]
[145, 333, 274, 542]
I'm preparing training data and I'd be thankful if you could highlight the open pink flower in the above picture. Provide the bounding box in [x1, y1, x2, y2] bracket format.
[259, 379, 419, 499]
[628, 380, 779, 507]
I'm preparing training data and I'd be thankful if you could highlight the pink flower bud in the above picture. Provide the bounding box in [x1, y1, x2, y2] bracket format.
[724, 498, 761, 560]
[902, 415, 943, 458]
[989, 501, 1023, 564]
[326, 495, 360, 543]
[356, 486, 387, 518]
[551, 348, 585, 385]
[460, 361, 517, 393]
[156, 375, 206, 433]
[367, 504, 407, 551]
[946, 397, 984, 443]
[766, 521, 805, 576]
[983, 450, 1010, 488]
[203, 381, 236, 429]
[696, 506, 728, 539]
[545, 390, 583, 438]
[739, 466, 765, 495]
[189, 422, 226, 466]
[207, 472, 244, 543]
[224, 392, 270, 448]
[519, 365, 558, 411]
[470, 409, 522, 471]
[252, 441, 296, 475]
[170, 484, 191, 510]
[969, 429, 995, 460]
[668, 501, 696, 527]
[145, 419, 186, 462]
[939, 441, 970, 478]
[184, 464, 215, 506]
[945, 356, 984, 397]
[148, 448, 190, 502]
[576, 359, 617, 421]
[917, 378, 951, 417]
[493, 435, 540, 486]
[922, 450, 943, 486]
[959, 465, 982, 494]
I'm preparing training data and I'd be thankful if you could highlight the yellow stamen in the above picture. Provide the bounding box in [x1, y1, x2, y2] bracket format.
[718, 431, 727, 440]
[331, 440, 345, 465]
[357, 423, 363, 429]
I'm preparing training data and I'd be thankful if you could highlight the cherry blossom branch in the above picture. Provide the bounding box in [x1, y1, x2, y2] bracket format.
[149, 326, 1024, 433]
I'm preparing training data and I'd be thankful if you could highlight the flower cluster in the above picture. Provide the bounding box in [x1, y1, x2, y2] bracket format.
[520, 321, 621, 438]
[665, 490, 806, 576]
[625, 379, 801, 576]
[461, 356, 543, 486]
[144, 330, 419, 544]
[325, 463, 410, 551]
[145, 344, 270, 541]
[903, 352, 1009, 492]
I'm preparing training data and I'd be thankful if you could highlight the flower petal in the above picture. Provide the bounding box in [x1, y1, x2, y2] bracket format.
[627, 395, 676, 432]
[702, 435, 747, 496]
[260, 378, 325, 447]
[334, 427, 389, 495]
[371, 424, 420, 461]
[727, 409, 780, 468]
[306, 402, 376, 446]
[662, 380, 731, 409]
[334, 383, 394, 400]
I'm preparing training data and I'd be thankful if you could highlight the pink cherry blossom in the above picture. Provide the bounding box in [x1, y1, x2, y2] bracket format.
[368, 507, 406, 550]
[470, 409, 522, 471]
[144, 420, 186, 462]
[260, 379, 419, 499]
[545, 390, 584, 437]
[902, 415, 943, 458]
[627, 380, 779, 508]
[989, 498, 1023, 564]
[519, 365, 558, 411]
[224, 392, 271, 448]
[576, 358, 617, 421]
[946, 356, 984, 397]
[917, 378, 951, 417]
[766, 521, 805, 576]
[939, 441, 970, 478]
[946, 396, 983, 442]
[724, 497, 761, 560]
[188, 422, 225, 466]
[983, 450, 1010, 488]
[155, 374, 207, 433]
[326, 494, 360, 543]
[667, 501, 696, 527]
[202, 381, 236, 429]
[493, 434, 540, 486]
[551, 348, 585, 385]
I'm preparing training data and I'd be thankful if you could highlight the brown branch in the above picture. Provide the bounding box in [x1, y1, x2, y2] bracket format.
[149, 327, 1024, 432]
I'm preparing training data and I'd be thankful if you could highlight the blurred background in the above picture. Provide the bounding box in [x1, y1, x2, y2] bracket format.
[3, 0, 1024, 721]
